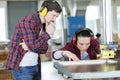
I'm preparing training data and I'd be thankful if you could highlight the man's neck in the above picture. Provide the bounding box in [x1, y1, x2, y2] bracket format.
[40, 16, 45, 24]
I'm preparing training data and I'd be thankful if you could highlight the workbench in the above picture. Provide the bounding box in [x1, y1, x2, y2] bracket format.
[54, 59, 120, 79]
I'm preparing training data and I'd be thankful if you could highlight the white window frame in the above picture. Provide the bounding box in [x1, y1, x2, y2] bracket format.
[0, 1, 8, 42]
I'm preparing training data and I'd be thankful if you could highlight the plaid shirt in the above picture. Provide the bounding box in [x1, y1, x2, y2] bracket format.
[6, 11, 50, 70]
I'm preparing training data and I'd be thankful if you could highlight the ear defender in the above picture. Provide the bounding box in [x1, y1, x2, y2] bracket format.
[91, 35, 95, 44]
[39, 7, 48, 17]
[72, 36, 76, 45]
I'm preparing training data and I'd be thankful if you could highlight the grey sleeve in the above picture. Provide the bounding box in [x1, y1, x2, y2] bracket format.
[54, 51, 63, 59]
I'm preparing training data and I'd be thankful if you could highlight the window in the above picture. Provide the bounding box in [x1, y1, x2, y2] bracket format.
[0, 1, 8, 41]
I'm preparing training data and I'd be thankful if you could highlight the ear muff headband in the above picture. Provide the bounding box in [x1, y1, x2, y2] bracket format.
[39, 7, 48, 17]
[75, 28, 94, 37]
[72, 28, 94, 45]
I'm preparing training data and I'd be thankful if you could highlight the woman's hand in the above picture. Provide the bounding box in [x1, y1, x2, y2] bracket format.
[62, 51, 80, 61]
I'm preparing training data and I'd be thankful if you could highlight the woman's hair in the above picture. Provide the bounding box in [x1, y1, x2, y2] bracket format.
[76, 30, 92, 37]
[75, 28, 93, 42]
[72, 28, 94, 45]
[96, 33, 101, 38]
[76, 30, 91, 42]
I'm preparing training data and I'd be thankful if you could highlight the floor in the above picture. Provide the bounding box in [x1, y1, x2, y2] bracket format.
[41, 61, 65, 80]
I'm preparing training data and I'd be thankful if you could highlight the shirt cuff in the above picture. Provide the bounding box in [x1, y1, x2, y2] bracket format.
[54, 51, 63, 59]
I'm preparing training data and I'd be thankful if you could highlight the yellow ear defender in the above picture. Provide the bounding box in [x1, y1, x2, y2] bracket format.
[39, 7, 48, 17]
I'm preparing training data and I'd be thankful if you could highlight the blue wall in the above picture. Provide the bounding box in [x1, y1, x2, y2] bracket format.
[68, 16, 85, 42]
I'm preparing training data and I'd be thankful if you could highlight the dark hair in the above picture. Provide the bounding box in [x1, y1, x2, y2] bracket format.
[41, 0, 62, 13]
[75, 28, 93, 42]
[96, 33, 101, 38]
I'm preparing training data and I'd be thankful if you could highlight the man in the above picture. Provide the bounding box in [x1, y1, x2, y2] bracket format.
[6, 0, 62, 80]
[52, 28, 100, 61]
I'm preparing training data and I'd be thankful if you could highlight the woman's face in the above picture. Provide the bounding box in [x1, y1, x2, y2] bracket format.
[45, 10, 60, 23]
[76, 37, 91, 53]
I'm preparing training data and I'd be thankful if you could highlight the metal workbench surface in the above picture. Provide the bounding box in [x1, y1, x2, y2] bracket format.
[54, 59, 120, 79]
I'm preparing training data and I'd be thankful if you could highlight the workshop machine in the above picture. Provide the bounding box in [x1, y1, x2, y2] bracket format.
[100, 42, 118, 59]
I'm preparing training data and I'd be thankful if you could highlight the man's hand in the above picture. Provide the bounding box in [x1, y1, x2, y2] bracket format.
[19, 39, 29, 50]
[62, 51, 80, 61]
[46, 22, 55, 35]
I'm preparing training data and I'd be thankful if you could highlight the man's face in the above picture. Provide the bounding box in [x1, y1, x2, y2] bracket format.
[45, 10, 60, 23]
[76, 37, 91, 53]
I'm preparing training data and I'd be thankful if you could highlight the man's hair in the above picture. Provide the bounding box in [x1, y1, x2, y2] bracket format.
[41, 0, 62, 13]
